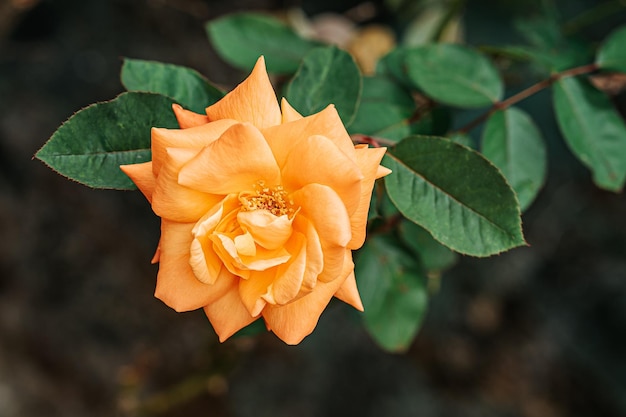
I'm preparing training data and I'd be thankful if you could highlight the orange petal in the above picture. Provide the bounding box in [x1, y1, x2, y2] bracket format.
[271, 231, 308, 304]
[237, 210, 293, 250]
[333, 266, 364, 311]
[290, 184, 352, 248]
[263, 252, 354, 345]
[282, 135, 363, 216]
[280, 98, 302, 123]
[120, 162, 155, 203]
[155, 220, 234, 312]
[347, 146, 388, 249]
[151, 119, 238, 176]
[152, 148, 223, 223]
[262, 105, 356, 169]
[206, 57, 281, 129]
[203, 281, 259, 342]
[172, 103, 210, 128]
[292, 216, 323, 291]
[178, 123, 281, 195]
[238, 270, 275, 316]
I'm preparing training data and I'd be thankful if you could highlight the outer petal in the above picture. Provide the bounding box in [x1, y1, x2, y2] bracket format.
[205, 57, 281, 129]
[172, 103, 210, 128]
[293, 216, 323, 291]
[282, 135, 363, 216]
[151, 119, 237, 176]
[263, 252, 354, 345]
[271, 231, 308, 304]
[120, 161, 155, 203]
[280, 98, 302, 123]
[203, 282, 259, 342]
[333, 266, 364, 311]
[178, 123, 281, 195]
[155, 220, 234, 312]
[152, 148, 223, 223]
[347, 146, 388, 249]
[238, 270, 274, 316]
[262, 104, 356, 169]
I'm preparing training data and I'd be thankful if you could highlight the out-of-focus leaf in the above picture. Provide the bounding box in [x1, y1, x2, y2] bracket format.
[405, 43, 503, 108]
[206, 12, 322, 74]
[399, 220, 458, 273]
[481, 107, 547, 211]
[384, 136, 525, 256]
[596, 25, 626, 72]
[376, 47, 414, 88]
[36, 92, 178, 189]
[349, 75, 414, 138]
[356, 234, 428, 352]
[121, 58, 223, 113]
[553, 76, 626, 192]
[285, 46, 362, 126]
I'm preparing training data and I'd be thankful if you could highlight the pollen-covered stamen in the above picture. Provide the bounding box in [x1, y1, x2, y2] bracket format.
[239, 181, 296, 217]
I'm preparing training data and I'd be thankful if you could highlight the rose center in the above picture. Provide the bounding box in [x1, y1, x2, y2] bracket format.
[239, 181, 295, 217]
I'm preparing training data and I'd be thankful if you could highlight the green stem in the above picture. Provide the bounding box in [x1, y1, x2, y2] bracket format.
[456, 62, 598, 134]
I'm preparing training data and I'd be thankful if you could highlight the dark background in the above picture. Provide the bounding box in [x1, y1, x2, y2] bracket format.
[1, 0, 626, 416]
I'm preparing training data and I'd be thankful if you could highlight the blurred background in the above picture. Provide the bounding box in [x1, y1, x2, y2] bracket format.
[2, 0, 626, 416]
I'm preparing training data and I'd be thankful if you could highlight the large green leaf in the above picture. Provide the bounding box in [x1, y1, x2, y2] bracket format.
[384, 136, 525, 256]
[349, 75, 414, 138]
[553, 76, 626, 192]
[596, 25, 626, 72]
[36, 92, 178, 189]
[206, 12, 321, 74]
[356, 234, 428, 352]
[121, 58, 223, 113]
[405, 44, 503, 108]
[481, 107, 547, 211]
[285, 46, 362, 126]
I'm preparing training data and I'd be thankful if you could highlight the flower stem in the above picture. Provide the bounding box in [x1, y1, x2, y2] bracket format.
[456, 62, 599, 134]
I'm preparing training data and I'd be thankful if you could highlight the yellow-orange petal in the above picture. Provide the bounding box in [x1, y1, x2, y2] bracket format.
[152, 148, 223, 223]
[237, 210, 293, 250]
[347, 146, 388, 249]
[172, 103, 210, 128]
[271, 231, 308, 304]
[155, 220, 234, 312]
[263, 252, 354, 345]
[203, 281, 259, 342]
[206, 56, 281, 129]
[151, 119, 238, 176]
[120, 162, 155, 203]
[290, 183, 351, 248]
[178, 123, 281, 195]
[282, 135, 363, 216]
[333, 266, 364, 311]
[377, 165, 392, 179]
[291, 216, 323, 291]
[262, 104, 356, 169]
[238, 270, 275, 316]
[280, 98, 302, 123]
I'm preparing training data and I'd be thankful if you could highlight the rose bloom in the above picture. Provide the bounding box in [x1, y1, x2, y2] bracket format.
[121, 57, 390, 344]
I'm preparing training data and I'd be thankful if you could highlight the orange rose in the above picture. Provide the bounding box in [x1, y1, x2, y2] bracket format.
[121, 57, 390, 344]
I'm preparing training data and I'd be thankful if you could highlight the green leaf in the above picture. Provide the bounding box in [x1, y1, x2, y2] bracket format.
[481, 107, 547, 211]
[399, 220, 458, 273]
[553, 76, 626, 192]
[121, 58, 223, 113]
[285, 46, 362, 126]
[206, 12, 321, 74]
[384, 136, 525, 256]
[349, 75, 414, 137]
[405, 44, 503, 108]
[356, 234, 428, 352]
[36, 92, 178, 189]
[376, 47, 413, 89]
[597, 25, 626, 72]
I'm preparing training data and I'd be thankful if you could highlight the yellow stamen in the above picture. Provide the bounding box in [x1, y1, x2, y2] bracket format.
[239, 182, 295, 217]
